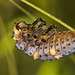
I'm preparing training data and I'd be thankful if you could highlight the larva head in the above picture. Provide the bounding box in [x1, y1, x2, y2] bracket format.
[12, 21, 28, 40]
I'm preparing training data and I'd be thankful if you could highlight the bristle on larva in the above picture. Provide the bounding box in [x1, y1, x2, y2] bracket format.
[12, 18, 75, 61]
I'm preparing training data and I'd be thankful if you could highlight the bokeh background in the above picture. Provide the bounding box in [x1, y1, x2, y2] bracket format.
[0, 0, 75, 75]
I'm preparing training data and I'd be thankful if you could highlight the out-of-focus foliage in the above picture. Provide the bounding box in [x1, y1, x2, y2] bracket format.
[0, 0, 75, 75]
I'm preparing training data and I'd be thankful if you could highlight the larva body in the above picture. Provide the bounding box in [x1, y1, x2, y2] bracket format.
[12, 18, 75, 61]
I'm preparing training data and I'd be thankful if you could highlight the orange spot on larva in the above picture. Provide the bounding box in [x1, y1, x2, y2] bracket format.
[33, 51, 38, 60]
[50, 49, 56, 55]
[54, 54, 62, 59]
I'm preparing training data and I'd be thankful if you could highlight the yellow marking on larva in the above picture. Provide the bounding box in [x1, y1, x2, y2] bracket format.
[72, 30, 75, 32]
[33, 51, 38, 60]
[18, 22, 25, 27]
[49, 49, 56, 55]
[13, 27, 21, 40]
[13, 27, 20, 34]
[54, 35, 57, 55]
[13, 36, 20, 40]
[40, 34, 50, 40]
[72, 31, 75, 35]
[15, 30, 20, 34]
[54, 54, 62, 59]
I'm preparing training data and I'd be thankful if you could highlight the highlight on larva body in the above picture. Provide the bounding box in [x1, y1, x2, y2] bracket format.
[12, 18, 75, 61]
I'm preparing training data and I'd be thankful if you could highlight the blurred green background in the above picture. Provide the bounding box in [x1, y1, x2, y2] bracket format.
[0, 0, 75, 75]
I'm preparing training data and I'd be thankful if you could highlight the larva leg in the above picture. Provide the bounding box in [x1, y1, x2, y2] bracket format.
[31, 28, 42, 37]
[31, 28, 46, 39]
[41, 25, 57, 43]
[46, 32, 56, 43]
[36, 29, 47, 39]
[42, 25, 57, 43]
[31, 18, 46, 28]
[30, 18, 46, 38]
[46, 25, 57, 33]
[31, 21, 56, 40]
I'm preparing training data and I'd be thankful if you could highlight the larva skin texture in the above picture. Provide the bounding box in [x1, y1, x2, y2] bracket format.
[12, 19, 75, 61]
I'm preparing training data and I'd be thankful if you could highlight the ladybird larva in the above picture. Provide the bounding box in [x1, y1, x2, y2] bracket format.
[12, 18, 75, 61]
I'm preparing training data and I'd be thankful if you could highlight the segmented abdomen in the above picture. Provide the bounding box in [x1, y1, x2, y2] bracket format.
[15, 30, 75, 61]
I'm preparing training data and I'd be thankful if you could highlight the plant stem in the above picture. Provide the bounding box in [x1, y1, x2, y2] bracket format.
[21, 0, 75, 31]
